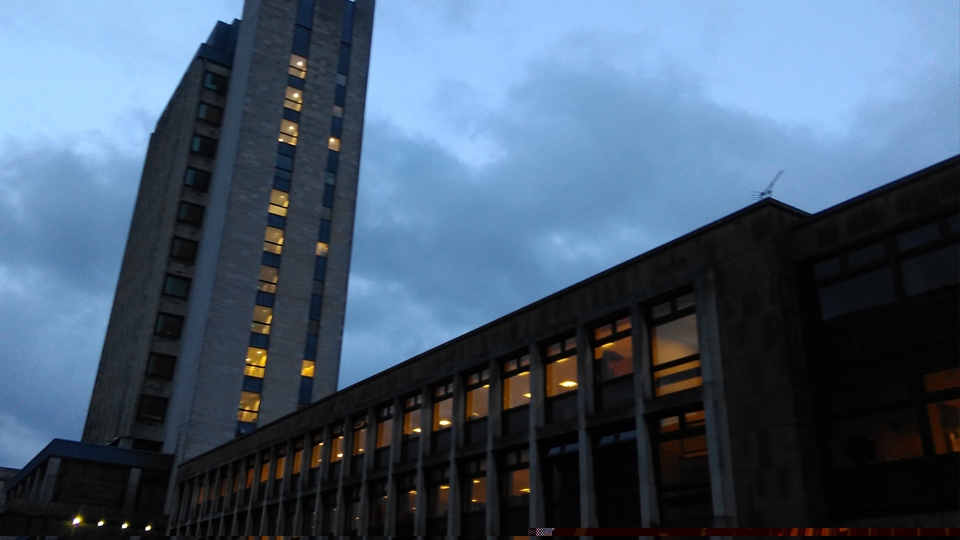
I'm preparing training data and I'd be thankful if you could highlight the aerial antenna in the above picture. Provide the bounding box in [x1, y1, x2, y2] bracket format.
[752, 170, 784, 200]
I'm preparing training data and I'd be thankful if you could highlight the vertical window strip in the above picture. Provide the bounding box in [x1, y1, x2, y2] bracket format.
[236, 8, 316, 437]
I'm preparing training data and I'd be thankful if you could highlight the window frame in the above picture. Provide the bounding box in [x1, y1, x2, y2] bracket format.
[647, 291, 701, 397]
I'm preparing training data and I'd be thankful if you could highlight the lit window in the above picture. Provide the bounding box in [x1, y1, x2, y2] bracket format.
[466, 369, 490, 420]
[403, 395, 422, 435]
[316, 242, 329, 256]
[331, 434, 344, 462]
[311, 438, 323, 468]
[353, 420, 366, 455]
[269, 189, 289, 216]
[649, 293, 701, 397]
[433, 394, 453, 432]
[593, 316, 633, 381]
[503, 355, 531, 409]
[328, 137, 341, 151]
[376, 406, 393, 449]
[544, 337, 577, 397]
[251, 305, 273, 334]
[245, 347, 267, 378]
[284, 86, 304, 111]
[289, 54, 307, 78]
[282, 119, 299, 137]
[264, 226, 284, 254]
[301, 360, 315, 377]
[259, 265, 279, 293]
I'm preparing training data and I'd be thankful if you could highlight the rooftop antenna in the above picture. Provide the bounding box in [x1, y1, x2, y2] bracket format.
[753, 170, 784, 200]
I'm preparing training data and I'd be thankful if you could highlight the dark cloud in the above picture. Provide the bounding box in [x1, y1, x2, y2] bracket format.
[338, 49, 958, 388]
[0, 137, 140, 467]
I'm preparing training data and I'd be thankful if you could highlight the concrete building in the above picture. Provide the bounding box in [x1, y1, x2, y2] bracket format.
[167, 156, 960, 537]
[82, 0, 375, 465]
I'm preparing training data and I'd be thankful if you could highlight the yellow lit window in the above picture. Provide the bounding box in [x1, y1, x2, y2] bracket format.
[546, 355, 578, 397]
[403, 408, 421, 435]
[289, 54, 307, 78]
[376, 418, 392, 448]
[331, 435, 344, 461]
[316, 242, 329, 256]
[503, 371, 530, 409]
[353, 427, 366, 455]
[260, 460, 269, 483]
[245, 347, 267, 378]
[239, 391, 261, 412]
[252, 305, 273, 334]
[466, 385, 489, 420]
[328, 137, 341, 151]
[292, 449, 303, 475]
[259, 265, 279, 293]
[301, 360, 315, 377]
[433, 398, 453, 430]
[284, 86, 303, 111]
[264, 226, 284, 254]
[310, 441, 322, 468]
[237, 410, 258, 422]
[269, 189, 289, 216]
[279, 132, 297, 146]
[275, 455, 286, 480]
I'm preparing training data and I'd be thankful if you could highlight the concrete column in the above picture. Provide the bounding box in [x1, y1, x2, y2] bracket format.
[577, 324, 596, 418]
[414, 385, 429, 536]
[449, 370, 465, 536]
[123, 467, 143, 511]
[486, 444, 499, 538]
[529, 343, 546, 531]
[36, 457, 61, 503]
[383, 395, 402, 537]
[358, 407, 375, 535]
[632, 304, 660, 527]
[576, 325, 598, 529]
[695, 272, 738, 529]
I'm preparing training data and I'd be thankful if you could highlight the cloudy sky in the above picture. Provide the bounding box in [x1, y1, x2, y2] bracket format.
[0, 0, 956, 469]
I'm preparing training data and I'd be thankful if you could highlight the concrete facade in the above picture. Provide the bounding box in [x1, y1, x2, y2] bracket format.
[83, 0, 373, 465]
[169, 157, 959, 536]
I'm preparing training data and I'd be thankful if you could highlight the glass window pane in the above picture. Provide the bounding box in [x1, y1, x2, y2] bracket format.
[331, 436, 344, 461]
[376, 418, 392, 448]
[246, 347, 267, 367]
[616, 317, 631, 333]
[925, 368, 960, 393]
[546, 356, 578, 397]
[252, 305, 273, 325]
[847, 242, 885, 268]
[814, 258, 841, 280]
[328, 137, 341, 151]
[311, 442, 322, 468]
[897, 223, 940, 251]
[595, 335, 633, 381]
[284, 86, 303, 111]
[927, 399, 960, 454]
[900, 244, 959, 296]
[265, 226, 284, 245]
[505, 468, 530, 506]
[239, 391, 261, 411]
[433, 399, 453, 430]
[594, 324, 612, 340]
[353, 427, 366, 455]
[301, 360, 315, 377]
[658, 435, 709, 486]
[466, 385, 489, 420]
[503, 372, 530, 409]
[654, 360, 702, 396]
[163, 275, 190, 298]
[466, 477, 486, 511]
[818, 269, 896, 320]
[651, 314, 699, 365]
[403, 409, 421, 435]
[830, 408, 924, 466]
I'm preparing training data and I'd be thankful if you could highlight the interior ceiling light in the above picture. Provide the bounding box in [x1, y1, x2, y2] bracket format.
[559, 381, 577, 387]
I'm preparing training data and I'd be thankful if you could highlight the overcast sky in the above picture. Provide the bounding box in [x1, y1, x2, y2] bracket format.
[0, 0, 957, 469]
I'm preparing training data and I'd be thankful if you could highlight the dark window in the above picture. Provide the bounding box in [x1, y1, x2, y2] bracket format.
[155, 312, 184, 338]
[341, 1, 355, 43]
[163, 274, 191, 299]
[847, 242, 886, 268]
[818, 268, 896, 320]
[299, 376, 313, 405]
[330, 116, 343, 138]
[203, 72, 228, 94]
[368, 480, 387, 535]
[900, 244, 959, 297]
[287, 74, 305, 90]
[267, 213, 286, 229]
[319, 219, 332, 243]
[138, 394, 169, 422]
[655, 409, 712, 523]
[326, 149, 339, 172]
[292, 26, 311, 57]
[177, 202, 205, 226]
[500, 448, 530, 535]
[314, 256, 327, 281]
[256, 290, 275, 307]
[337, 44, 351, 75]
[395, 474, 416, 536]
[427, 467, 450, 535]
[898, 223, 941, 251]
[543, 441, 580, 528]
[146, 353, 176, 380]
[276, 153, 294, 172]
[283, 107, 300, 123]
[184, 167, 211, 192]
[309, 293, 323, 320]
[304, 334, 318, 360]
[170, 237, 198, 262]
[274, 168, 292, 192]
[278, 141, 296, 157]
[242, 376, 264, 394]
[594, 427, 640, 526]
[296, 0, 315, 28]
[334, 84, 346, 107]
[250, 332, 269, 349]
[190, 134, 217, 157]
[262, 251, 281, 267]
[197, 102, 223, 125]
[322, 183, 335, 207]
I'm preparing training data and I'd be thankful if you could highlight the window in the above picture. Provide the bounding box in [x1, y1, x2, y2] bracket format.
[251, 305, 273, 335]
[465, 369, 490, 420]
[203, 71, 227, 94]
[433, 382, 454, 431]
[146, 353, 176, 380]
[269, 189, 289, 217]
[154, 312, 184, 338]
[594, 426, 640, 526]
[368, 480, 388, 535]
[190, 134, 217, 157]
[331, 425, 344, 462]
[323, 183, 335, 208]
[264, 226, 284, 254]
[655, 409, 711, 522]
[310, 435, 323, 468]
[649, 292, 701, 397]
[259, 265, 279, 293]
[500, 448, 530, 535]
[284, 86, 304, 112]
[291, 440, 304, 481]
[376, 405, 393, 448]
[395, 474, 417, 536]
[593, 315, 633, 381]
[237, 391, 261, 423]
[542, 440, 580, 528]
[818, 269, 896, 319]
[162, 274, 191, 299]
[830, 408, 924, 466]
[426, 467, 450, 535]
[184, 167, 211, 192]
[544, 336, 578, 397]
[314, 255, 327, 281]
[402, 394, 422, 461]
[292, 26, 311, 57]
[244, 348, 267, 379]
[461, 457, 487, 534]
[926, 368, 960, 454]
[900, 244, 959, 297]
[177, 202, 205, 226]
[170, 237, 198, 262]
[352, 418, 366, 456]
[137, 394, 168, 422]
[289, 54, 307, 78]
[328, 136, 341, 152]
[319, 219, 332, 243]
[502, 354, 531, 409]
[316, 241, 329, 257]
[197, 102, 223, 125]
[279, 119, 299, 145]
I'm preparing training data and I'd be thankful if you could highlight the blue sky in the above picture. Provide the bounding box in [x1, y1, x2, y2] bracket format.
[0, 0, 956, 469]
